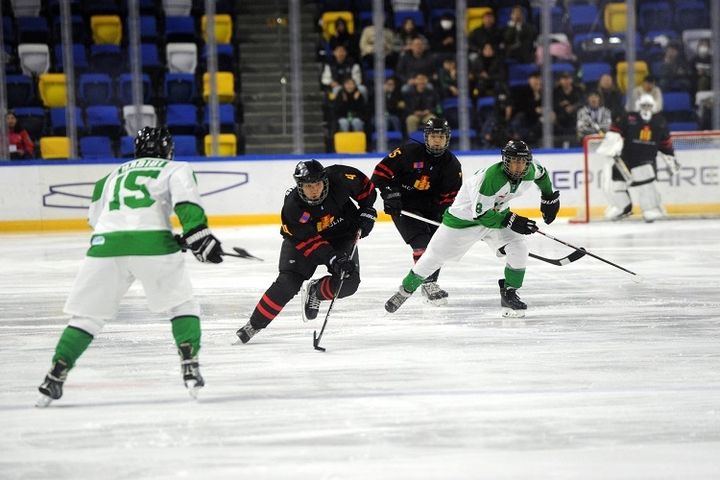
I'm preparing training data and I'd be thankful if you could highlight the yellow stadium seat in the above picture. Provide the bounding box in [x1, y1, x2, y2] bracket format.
[202, 72, 235, 103]
[616, 60, 649, 93]
[466, 7, 493, 34]
[334, 132, 366, 153]
[604, 3, 627, 34]
[320, 11, 354, 42]
[202, 14, 233, 44]
[91, 15, 122, 45]
[38, 73, 67, 107]
[40, 137, 71, 160]
[204, 134, 237, 157]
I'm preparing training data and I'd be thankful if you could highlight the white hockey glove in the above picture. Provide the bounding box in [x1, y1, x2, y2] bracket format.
[659, 153, 680, 176]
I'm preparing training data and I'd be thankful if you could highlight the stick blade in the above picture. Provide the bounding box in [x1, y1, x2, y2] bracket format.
[233, 247, 264, 261]
[313, 331, 326, 352]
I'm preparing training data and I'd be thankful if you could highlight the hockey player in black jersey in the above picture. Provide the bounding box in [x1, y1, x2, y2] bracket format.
[598, 94, 678, 222]
[371, 117, 462, 305]
[236, 160, 377, 343]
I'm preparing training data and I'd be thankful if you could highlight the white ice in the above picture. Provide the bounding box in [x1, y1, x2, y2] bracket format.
[1, 220, 719, 479]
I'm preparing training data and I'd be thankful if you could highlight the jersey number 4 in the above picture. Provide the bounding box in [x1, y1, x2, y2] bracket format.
[109, 169, 161, 210]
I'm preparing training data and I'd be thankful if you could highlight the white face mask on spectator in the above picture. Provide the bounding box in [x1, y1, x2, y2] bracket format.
[440, 19, 453, 30]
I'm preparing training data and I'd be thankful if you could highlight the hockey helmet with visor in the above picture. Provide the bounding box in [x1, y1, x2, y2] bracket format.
[294, 160, 329, 206]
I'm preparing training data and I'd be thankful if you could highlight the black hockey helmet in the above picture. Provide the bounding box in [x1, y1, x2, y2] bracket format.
[293, 160, 329, 205]
[423, 117, 451, 156]
[501, 139, 533, 181]
[134, 126, 174, 160]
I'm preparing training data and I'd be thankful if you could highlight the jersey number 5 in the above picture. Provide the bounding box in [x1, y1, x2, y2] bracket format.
[109, 169, 161, 210]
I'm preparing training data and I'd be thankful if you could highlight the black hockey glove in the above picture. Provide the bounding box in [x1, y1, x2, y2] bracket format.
[502, 212, 538, 235]
[328, 253, 356, 279]
[357, 207, 377, 238]
[181, 225, 224, 263]
[381, 186, 402, 216]
[540, 190, 560, 224]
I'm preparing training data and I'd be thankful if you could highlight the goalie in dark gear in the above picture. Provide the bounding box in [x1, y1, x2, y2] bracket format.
[135, 126, 174, 160]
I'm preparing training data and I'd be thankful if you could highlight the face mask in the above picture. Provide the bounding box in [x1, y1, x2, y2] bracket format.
[640, 107, 653, 121]
[440, 20, 453, 30]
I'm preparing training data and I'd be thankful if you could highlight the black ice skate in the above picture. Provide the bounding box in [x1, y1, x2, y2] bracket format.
[178, 343, 204, 399]
[236, 320, 260, 344]
[420, 281, 449, 306]
[36, 359, 69, 408]
[301, 279, 322, 323]
[385, 286, 413, 313]
[499, 279, 527, 318]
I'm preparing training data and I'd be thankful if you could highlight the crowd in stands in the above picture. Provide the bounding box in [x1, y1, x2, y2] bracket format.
[3, 0, 241, 160]
[316, 0, 714, 152]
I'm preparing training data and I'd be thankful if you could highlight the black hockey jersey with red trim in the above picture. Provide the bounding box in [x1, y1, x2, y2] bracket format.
[371, 142, 462, 220]
[280, 164, 376, 264]
[610, 112, 675, 163]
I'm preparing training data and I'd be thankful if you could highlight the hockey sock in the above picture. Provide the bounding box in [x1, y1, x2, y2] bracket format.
[504, 266, 526, 289]
[52, 326, 93, 369]
[401, 270, 426, 293]
[171, 315, 201, 356]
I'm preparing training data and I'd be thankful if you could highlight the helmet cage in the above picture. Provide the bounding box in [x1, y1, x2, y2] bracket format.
[501, 141, 533, 181]
[423, 118, 451, 156]
[294, 160, 329, 206]
[134, 127, 174, 160]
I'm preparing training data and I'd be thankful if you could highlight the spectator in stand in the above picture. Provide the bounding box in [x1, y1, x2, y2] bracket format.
[468, 10, 503, 61]
[470, 42, 505, 99]
[689, 39, 712, 93]
[359, 23, 400, 69]
[397, 17, 426, 55]
[403, 73, 440, 134]
[438, 58, 459, 99]
[6, 110, 35, 160]
[510, 72, 543, 146]
[396, 36, 436, 94]
[597, 73, 625, 122]
[479, 86, 513, 149]
[629, 75, 662, 113]
[382, 76, 405, 134]
[429, 13, 456, 57]
[656, 43, 692, 93]
[328, 17, 359, 62]
[553, 72, 583, 146]
[576, 90, 612, 142]
[503, 6, 536, 63]
[334, 77, 367, 134]
[320, 44, 367, 100]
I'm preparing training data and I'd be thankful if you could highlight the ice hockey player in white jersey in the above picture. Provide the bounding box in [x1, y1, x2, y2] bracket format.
[37, 127, 224, 407]
[384, 140, 560, 318]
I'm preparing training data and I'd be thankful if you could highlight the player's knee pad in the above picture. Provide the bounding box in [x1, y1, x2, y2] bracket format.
[169, 299, 201, 318]
[634, 181, 663, 213]
[630, 163, 655, 183]
[68, 316, 105, 337]
[503, 238, 529, 270]
[276, 271, 305, 294]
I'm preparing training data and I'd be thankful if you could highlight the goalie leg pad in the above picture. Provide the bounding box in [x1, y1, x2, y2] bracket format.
[630, 163, 656, 183]
[604, 181, 632, 220]
[630, 164, 664, 220]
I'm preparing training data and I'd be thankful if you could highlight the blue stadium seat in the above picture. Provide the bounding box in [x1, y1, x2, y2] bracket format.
[12, 107, 45, 139]
[118, 73, 152, 105]
[662, 92, 695, 122]
[202, 44, 234, 71]
[164, 73, 196, 103]
[52, 15, 86, 46]
[6, 75, 35, 108]
[508, 63, 539, 87]
[174, 135, 198, 157]
[164, 16, 198, 43]
[85, 105, 122, 136]
[16, 16, 49, 43]
[134, 15, 158, 42]
[674, 0, 707, 30]
[50, 107, 85, 135]
[551, 62, 575, 81]
[54, 44, 89, 73]
[393, 11, 425, 30]
[638, 1, 673, 34]
[119, 135, 135, 157]
[79, 136, 114, 159]
[372, 131, 404, 150]
[3, 16, 15, 46]
[140, 43, 162, 70]
[78, 73, 113, 105]
[580, 62, 612, 84]
[166, 103, 198, 134]
[90, 44, 125, 76]
[203, 104, 235, 132]
[567, 5, 599, 34]
[668, 121, 699, 132]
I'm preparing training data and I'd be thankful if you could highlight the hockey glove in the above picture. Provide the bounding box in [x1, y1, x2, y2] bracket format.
[661, 153, 680, 175]
[182, 225, 224, 263]
[357, 207, 377, 238]
[328, 253, 356, 279]
[381, 186, 403, 216]
[502, 212, 538, 235]
[540, 190, 560, 224]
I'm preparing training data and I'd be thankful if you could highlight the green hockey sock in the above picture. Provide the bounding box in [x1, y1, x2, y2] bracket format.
[171, 315, 201, 356]
[504, 266, 526, 289]
[401, 270, 426, 293]
[52, 326, 93, 369]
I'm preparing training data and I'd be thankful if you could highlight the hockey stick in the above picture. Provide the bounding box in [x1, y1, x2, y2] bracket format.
[221, 247, 264, 261]
[313, 230, 362, 352]
[535, 230, 638, 277]
[400, 210, 586, 267]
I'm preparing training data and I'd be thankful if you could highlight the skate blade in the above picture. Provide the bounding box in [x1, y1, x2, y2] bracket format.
[35, 394, 53, 408]
[501, 307, 526, 318]
[300, 282, 311, 323]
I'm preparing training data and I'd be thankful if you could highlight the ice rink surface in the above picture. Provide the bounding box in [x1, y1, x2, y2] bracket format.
[1, 219, 719, 479]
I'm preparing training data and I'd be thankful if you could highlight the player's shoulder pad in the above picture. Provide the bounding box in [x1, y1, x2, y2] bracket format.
[327, 164, 366, 183]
